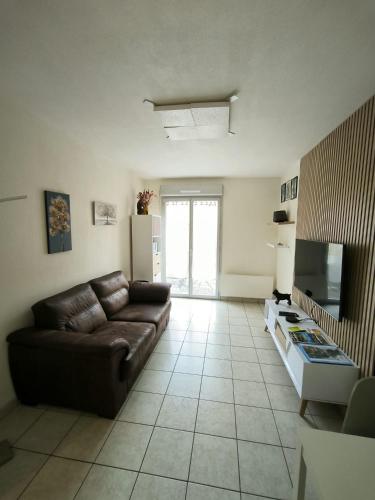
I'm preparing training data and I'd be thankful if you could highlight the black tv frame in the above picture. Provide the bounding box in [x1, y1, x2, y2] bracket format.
[293, 238, 345, 322]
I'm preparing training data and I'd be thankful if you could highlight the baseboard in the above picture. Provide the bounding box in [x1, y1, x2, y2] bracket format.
[220, 296, 265, 303]
[0, 399, 18, 419]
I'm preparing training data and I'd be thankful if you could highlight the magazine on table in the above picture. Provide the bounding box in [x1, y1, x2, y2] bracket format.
[298, 344, 353, 365]
[288, 327, 329, 345]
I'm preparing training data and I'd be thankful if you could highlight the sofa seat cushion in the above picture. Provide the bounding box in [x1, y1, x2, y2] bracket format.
[110, 302, 170, 326]
[32, 283, 107, 333]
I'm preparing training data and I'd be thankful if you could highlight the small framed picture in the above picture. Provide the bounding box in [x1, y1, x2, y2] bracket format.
[281, 183, 286, 203]
[285, 180, 291, 201]
[93, 201, 117, 225]
[291, 176, 298, 199]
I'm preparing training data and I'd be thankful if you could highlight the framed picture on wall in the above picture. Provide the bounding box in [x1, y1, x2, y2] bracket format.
[291, 176, 298, 199]
[281, 183, 286, 203]
[93, 201, 117, 225]
[285, 180, 291, 201]
[45, 191, 72, 254]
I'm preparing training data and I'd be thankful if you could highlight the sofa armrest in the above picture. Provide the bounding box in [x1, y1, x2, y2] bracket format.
[129, 281, 171, 303]
[7, 327, 130, 358]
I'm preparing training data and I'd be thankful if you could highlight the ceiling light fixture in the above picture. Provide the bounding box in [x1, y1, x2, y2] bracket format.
[143, 95, 239, 140]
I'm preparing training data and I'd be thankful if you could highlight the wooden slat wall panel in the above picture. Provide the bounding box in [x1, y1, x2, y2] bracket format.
[294, 96, 375, 376]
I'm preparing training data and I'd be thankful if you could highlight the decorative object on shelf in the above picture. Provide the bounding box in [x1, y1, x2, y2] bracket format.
[44, 191, 72, 254]
[291, 175, 298, 199]
[273, 210, 288, 223]
[285, 180, 291, 200]
[273, 288, 292, 305]
[137, 189, 155, 215]
[93, 201, 117, 225]
[280, 183, 286, 203]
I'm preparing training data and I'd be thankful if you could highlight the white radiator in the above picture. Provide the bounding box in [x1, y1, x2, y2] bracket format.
[220, 274, 274, 299]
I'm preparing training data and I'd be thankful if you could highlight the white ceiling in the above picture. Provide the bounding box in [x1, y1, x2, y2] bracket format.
[0, 0, 374, 178]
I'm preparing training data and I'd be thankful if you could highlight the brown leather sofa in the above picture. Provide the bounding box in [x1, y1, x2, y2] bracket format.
[7, 271, 171, 418]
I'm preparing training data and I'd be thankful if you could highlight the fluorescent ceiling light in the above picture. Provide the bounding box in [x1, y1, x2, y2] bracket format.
[152, 98, 237, 140]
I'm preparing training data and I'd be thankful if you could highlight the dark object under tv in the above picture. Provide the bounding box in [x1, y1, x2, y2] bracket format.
[273, 210, 288, 223]
[294, 239, 345, 321]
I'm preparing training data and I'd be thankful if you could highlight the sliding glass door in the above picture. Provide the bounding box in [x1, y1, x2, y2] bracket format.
[163, 198, 220, 297]
[164, 199, 190, 295]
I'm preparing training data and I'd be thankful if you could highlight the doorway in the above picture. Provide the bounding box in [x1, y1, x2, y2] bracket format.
[162, 198, 220, 297]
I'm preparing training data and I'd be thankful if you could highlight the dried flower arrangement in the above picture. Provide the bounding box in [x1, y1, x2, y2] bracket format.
[137, 189, 155, 215]
[48, 196, 71, 237]
[44, 191, 72, 253]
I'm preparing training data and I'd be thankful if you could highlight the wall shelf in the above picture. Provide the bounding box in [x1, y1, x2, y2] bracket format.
[267, 242, 289, 249]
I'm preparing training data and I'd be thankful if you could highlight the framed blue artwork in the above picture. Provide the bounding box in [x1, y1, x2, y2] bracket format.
[44, 191, 72, 253]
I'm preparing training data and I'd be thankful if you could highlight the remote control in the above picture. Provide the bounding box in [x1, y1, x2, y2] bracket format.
[279, 311, 298, 317]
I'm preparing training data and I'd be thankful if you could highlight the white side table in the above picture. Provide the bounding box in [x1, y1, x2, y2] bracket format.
[293, 428, 375, 500]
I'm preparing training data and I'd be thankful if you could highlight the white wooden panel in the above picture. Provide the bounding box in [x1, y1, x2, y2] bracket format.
[220, 273, 273, 299]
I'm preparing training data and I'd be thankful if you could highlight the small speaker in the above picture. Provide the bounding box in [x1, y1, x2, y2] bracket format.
[273, 210, 288, 223]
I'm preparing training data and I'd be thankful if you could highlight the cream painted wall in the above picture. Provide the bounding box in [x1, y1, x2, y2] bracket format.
[0, 99, 142, 411]
[276, 163, 300, 293]
[145, 177, 280, 284]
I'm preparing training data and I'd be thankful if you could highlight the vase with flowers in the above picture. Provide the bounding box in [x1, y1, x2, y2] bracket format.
[137, 189, 155, 215]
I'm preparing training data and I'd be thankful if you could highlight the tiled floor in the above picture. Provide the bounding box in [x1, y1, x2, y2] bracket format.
[0, 298, 344, 500]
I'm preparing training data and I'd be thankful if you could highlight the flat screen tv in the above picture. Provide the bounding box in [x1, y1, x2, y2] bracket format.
[294, 239, 345, 321]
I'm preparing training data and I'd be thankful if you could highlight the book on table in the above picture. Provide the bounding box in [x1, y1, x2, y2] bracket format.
[298, 344, 353, 365]
[287, 327, 329, 345]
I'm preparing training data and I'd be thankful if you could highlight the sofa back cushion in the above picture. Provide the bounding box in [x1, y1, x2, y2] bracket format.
[32, 283, 107, 333]
[90, 271, 130, 317]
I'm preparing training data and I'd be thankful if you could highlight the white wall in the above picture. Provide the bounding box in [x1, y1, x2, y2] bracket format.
[0, 99, 142, 412]
[276, 163, 300, 293]
[145, 177, 280, 288]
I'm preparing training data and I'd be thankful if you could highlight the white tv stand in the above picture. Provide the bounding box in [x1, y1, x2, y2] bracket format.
[264, 299, 359, 416]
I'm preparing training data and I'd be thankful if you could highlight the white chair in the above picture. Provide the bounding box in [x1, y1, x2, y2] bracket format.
[341, 376, 375, 438]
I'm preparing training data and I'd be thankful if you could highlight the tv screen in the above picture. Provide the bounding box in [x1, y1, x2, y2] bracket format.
[294, 239, 344, 321]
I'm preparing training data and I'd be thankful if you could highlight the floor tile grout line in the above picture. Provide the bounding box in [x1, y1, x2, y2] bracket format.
[12, 438, 302, 465]
[72, 414, 119, 499]
[152, 350, 281, 364]
[16, 409, 81, 499]
[263, 381, 294, 490]
[127, 386, 314, 415]
[73, 322, 188, 499]
[128, 328, 187, 500]
[14, 450, 49, 499]
[231, 361, 242, 493]
[12, 406, 49, 447]
[184, 340, 206, 499]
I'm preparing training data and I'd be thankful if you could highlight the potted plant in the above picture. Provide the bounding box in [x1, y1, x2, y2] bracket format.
[137, 189, 155, 215]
